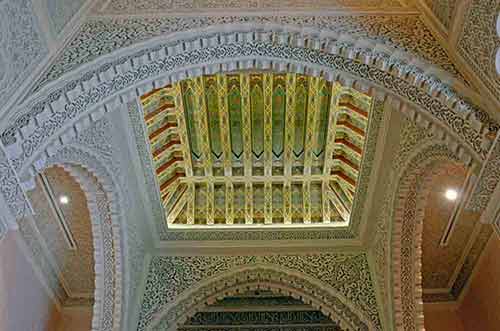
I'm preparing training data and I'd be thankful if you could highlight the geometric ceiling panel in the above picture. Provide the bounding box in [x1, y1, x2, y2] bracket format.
[140, 72, 372, 228]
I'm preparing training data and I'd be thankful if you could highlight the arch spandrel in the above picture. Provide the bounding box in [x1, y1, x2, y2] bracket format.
[138, 263, 380, 331]
[138, 255, 382, 331]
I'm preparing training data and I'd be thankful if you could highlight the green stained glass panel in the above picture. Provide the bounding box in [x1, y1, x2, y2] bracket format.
[251, 84, 264, 158]
[272, 84, 286, 157]
[315, 83, 331, 157]
[294, 81, 308, 157]
[228, 83, 243, 158]
[205, 83, 222, 158]
[183, 85, 200, 159]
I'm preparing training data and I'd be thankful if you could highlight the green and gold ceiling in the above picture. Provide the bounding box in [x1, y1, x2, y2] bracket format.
[140, 72, 372, 228]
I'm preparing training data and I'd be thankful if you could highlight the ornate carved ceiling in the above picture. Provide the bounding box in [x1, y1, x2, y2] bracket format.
[418, 0, 499, 107]
[1, 2, 499, 331]
[140, 72, 371, 227]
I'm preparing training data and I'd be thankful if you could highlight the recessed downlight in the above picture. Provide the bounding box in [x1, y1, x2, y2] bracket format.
[59, 195, 70, 204]
[444, 189, 458, 201]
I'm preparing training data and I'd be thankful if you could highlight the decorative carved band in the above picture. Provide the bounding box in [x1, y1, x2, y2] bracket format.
[146, 266, 375, 331]
[2, 24, 491, 177]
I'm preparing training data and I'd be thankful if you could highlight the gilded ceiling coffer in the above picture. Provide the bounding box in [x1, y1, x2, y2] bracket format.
[141, 72, 372, 228]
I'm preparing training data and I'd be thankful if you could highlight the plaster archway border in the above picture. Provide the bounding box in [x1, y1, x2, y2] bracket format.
[2, 23, 495, 178]
[390, 142, 462, 331]
[144, 264, 377, 331]
[40, 145, 126, 331]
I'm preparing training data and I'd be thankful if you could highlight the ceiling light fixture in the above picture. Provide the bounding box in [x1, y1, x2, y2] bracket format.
[59, 195, 70, 204]
[444, 189, 458, 201]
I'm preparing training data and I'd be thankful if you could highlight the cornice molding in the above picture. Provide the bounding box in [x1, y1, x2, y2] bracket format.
[91, 0, 416, 16]
[90, 8, 421, 19]
[153, 244, 365, 256]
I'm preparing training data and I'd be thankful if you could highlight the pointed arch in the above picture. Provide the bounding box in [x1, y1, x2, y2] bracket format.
[38, 145, 126, 331]
[145, 264, 376, 331]
[390, 142, 463, 331]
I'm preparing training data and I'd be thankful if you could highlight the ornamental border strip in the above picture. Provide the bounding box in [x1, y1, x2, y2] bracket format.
[128, 92, 383, 241]
[31, 15, 462, 90]
[1, 24, 491, 175]
[97, 0, 408, 15]
[180, 310, 333, 327]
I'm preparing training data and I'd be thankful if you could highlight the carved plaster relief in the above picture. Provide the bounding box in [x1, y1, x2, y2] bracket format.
[46, 0, 86, 36]
[138, 254, 381, 331]
[35, 15, 466, 90]
[0, 145, 31, 220]
[0, 0, 47, 113]
[457, 0, 500, 100]
[423, 0, 458, 30]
